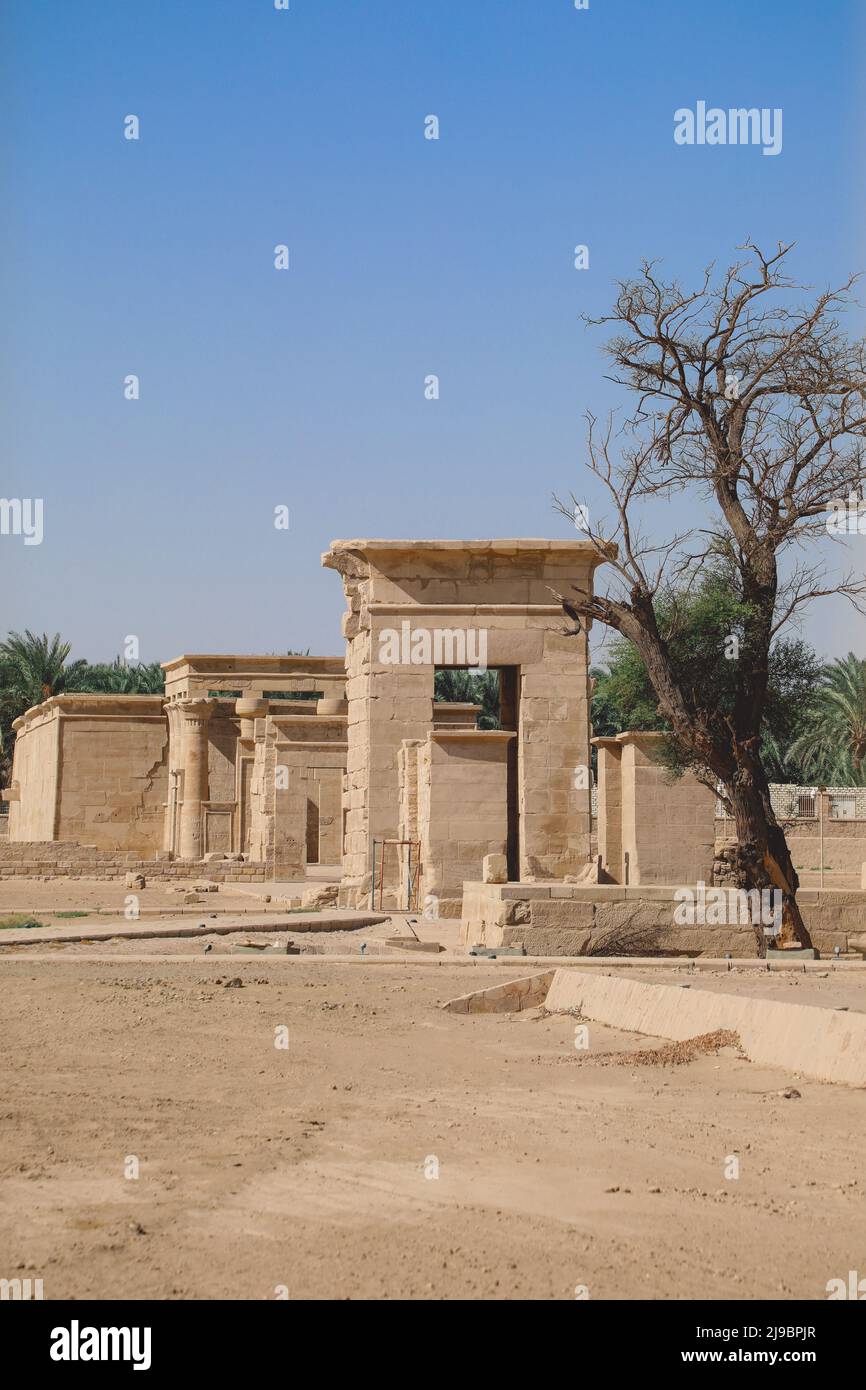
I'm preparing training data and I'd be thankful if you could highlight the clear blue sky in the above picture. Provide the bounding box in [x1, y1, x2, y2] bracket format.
[2, 0, 865, 664]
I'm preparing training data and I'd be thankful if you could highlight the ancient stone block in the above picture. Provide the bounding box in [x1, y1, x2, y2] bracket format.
[482, 853, 508, 884]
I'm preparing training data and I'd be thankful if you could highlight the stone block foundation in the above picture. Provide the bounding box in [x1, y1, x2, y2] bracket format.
[460, 881, 866, 958]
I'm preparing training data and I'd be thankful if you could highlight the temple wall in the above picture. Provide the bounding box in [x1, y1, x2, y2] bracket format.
[207, 712, 239, 803]
[784, 824, 866, 888]
[715, 820, 866, 892]
[9, 697, 168, 853]
[163, 654, 345, 704]
[6, 674, 349, 874]
[7, 704, 60, 841]
[595, 731, 716, 887]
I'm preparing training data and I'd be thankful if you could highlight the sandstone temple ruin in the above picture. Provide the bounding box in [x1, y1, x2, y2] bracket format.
[4, 539, 865, 956]
[5, 540, 601, 902]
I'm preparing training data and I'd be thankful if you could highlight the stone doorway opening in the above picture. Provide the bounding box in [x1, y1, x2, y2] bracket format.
[433, 665, 520, 883]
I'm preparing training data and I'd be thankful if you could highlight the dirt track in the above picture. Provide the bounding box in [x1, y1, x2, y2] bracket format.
[1, 958, 864, 1300]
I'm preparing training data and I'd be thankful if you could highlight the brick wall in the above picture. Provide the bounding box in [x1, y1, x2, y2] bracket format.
[0, 840, 267, 881]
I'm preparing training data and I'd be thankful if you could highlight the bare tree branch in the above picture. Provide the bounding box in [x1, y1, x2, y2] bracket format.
[558, 242, 866, 949]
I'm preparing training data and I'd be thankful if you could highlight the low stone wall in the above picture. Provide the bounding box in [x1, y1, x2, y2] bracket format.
[0, 841, 268, 882]
[715, 820, 866, 891]
[543, 970, 866, 1087]
[461, 881, 866, 958]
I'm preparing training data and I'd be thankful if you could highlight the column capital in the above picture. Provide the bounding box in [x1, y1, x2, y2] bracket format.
[235, 697, 270, 720]
[178, 698, 214, 723]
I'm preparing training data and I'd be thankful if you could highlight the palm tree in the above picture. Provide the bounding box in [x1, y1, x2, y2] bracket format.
[788, 654, 866, 785]
[0, 630, 88, 709]
[433, 668, 501, 729]
[81, 658, 165, 694]
[0, 635, 167, 787]
[0, 631, 88, 786]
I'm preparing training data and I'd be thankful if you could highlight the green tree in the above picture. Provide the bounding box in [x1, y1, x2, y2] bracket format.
[0, 631, 87, 785]
[0, 630, 88, 708]
[788, 654, 866, 785]
[434, 668, 501, 729]
[79, 658, 165, 694]
[0, 633, 166, 785]
[590, 571, 824, 786]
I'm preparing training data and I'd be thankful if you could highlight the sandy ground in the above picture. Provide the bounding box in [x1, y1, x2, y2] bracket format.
[1, 956, 864, 1301]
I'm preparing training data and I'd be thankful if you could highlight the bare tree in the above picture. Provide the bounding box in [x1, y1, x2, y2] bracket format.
[554, 242, 866, 951]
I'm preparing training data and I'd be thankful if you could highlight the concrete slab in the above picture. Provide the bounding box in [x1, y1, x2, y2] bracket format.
[543, 970, 866, 1087]
[384, 937, 443, 953]
[0, 910, 387, 947]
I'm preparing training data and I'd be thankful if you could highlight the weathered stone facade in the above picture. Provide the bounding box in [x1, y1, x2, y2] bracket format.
[6, 656, 349, 876]
[7, 539, 862, 951]
[460, 880, 866, 959]
[594, 731, 716, 887]
[6, 696, 168, 852]
[322, 538, 603, 907]
[5, 539, 605, 901]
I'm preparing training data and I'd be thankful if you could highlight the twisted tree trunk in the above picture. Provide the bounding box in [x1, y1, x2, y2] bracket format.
[636, 632, 813, 953]
[725, 775, 812, 955]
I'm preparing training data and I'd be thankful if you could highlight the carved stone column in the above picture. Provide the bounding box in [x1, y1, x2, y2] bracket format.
[163, 702, 183, 854]
[178, 699, 213, 860]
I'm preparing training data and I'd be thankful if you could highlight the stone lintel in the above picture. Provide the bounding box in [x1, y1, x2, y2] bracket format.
[268, 714, 348, 725]
[429, 730, 516, 743]
[161, 653, 345, 673]
[324, 537, 613, 565]
[368, 603, 565, 615]
[272, 740, 349, 752]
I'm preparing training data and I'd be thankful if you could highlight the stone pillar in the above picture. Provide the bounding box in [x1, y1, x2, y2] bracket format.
[617, 730, 715, 886]
[163, 702, 183, 853]
[516, 626, 594, 881]
[593, 737, 623, 882]
[178, 699, 213, 860]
